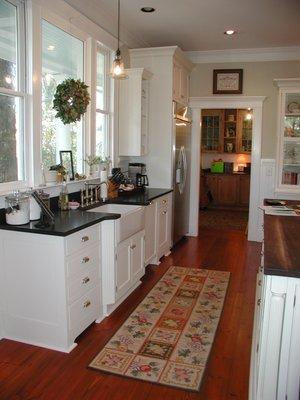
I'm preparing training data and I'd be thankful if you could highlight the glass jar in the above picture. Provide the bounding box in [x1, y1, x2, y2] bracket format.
[5, 191, 30, 225]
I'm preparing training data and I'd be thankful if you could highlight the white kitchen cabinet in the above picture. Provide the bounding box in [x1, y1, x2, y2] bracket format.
[118, 68, 152, 157]
[156, 193, 173, 261]
[250, 263, 300, 400]
[130, 46, 193, 188]
[115, 230, 145, 301]
[144, 200, 157, 265]
[0, 224, 103, 352]
[115, 236, 132, 299]
[130, 230, 145, 284]
[173, 61, 189, 106]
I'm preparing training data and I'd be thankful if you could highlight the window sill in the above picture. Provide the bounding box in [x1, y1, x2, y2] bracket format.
[0, 176, 100, 198]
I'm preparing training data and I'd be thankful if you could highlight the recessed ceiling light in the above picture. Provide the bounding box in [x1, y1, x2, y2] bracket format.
[141, 7, 155, 13]
[224, 29, 237, 36]
[47, 45, 55, 51]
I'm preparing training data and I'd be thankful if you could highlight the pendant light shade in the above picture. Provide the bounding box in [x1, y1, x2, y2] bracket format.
[110, 0, 127, 79]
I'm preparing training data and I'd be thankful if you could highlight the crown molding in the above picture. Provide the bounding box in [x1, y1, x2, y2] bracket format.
[274, 78, 300, 88]
[130, 46, 194, 71]
[185, 46, 300, 64]
[189, 96, 266, 109]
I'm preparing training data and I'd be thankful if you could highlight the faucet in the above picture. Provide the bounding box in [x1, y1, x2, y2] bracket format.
[80, 181, 109, 208]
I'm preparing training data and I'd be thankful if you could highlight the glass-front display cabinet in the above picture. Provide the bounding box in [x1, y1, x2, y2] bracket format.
[237, 109, 253, 153]
[201, 109, 224, 152]
[275, 79, 300, 192]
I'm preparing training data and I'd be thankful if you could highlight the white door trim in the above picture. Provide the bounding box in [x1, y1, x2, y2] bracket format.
[188, 96, 266, 242]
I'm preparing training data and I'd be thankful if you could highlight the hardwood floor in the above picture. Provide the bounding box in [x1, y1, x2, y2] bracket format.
[0, 228, 260, 400]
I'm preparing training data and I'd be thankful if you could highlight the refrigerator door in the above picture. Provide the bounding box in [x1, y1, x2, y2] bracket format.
[173, 118, 191, 244]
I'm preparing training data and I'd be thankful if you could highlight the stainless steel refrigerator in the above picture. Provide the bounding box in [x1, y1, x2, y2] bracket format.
[173, 103, 192, 244]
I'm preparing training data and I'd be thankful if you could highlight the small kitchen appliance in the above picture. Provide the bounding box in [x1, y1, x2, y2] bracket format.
[128, 163, 149, 188]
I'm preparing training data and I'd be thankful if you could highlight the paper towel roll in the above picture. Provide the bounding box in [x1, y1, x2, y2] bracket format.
[100, 170, 108, 182]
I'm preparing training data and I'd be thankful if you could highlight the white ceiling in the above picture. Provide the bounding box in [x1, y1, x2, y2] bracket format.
[66, 0, 300, 51]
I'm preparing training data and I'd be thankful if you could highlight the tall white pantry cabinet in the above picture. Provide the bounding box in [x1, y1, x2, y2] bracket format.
[128, 46, 194, 189]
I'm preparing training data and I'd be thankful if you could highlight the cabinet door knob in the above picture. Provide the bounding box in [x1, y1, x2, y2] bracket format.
[131, 244, 137, 250]
[81, 236, 89, 242]
[83, 300, 91, 308]
[82, 276, 90, 284]
[81, 256, 90, 264]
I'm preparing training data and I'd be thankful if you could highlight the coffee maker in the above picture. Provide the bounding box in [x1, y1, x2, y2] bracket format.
[128, 163, 149, 189]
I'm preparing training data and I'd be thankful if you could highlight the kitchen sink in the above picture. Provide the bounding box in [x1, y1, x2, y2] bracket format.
[88, 204, 145, 243]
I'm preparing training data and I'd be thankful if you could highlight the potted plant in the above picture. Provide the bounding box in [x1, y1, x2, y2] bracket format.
[44, 164, 66, 184]
[84, 155, 101, 176]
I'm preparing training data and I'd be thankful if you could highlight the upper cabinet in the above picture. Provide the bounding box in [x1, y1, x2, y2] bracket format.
[201, 109, 224, 152]
[173, 61, 190, 106]
[201, 108, 253, 154]
[118, 68, 153, 157]
[274, 79, 300, 193]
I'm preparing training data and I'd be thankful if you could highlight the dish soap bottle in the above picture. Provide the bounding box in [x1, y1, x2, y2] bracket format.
[59, 182, 69, 211]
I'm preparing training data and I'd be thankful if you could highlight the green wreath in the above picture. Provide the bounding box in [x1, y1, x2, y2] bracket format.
[53, 78, 91, 124]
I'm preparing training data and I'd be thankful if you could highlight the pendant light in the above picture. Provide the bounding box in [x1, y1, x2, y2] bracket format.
[110, 0, 127, 79]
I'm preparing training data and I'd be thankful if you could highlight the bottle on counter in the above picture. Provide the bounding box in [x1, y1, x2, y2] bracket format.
[59, 182, 69, 211]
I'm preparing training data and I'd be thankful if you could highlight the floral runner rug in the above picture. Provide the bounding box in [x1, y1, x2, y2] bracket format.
[89, 266, 230, 391]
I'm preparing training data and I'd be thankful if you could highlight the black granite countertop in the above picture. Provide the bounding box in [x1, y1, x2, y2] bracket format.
[0, 188, 172, 237]
[109, 188, 173, 205]
[0, 210, 120, 237]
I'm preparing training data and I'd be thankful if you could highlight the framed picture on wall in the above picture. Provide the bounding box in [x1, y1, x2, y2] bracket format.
[213, 69, 243, 94]
[59, 150, 75, 181]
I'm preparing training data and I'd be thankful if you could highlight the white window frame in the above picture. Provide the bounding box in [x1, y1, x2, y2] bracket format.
[95, 43, 113, 159]
[32, 7, 91, 183]
[0, 0, 28, 193]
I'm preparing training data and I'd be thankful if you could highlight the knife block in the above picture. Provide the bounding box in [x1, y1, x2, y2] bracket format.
[107, 180, 119, 199]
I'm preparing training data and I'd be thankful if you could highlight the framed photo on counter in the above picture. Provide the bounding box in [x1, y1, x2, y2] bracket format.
[59, 150, 75, 181]
[213, 69, 243, 94]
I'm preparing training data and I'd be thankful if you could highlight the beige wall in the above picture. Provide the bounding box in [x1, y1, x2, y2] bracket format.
[190, 60, 300, 158]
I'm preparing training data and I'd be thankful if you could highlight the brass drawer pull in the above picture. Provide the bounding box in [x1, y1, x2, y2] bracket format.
[81, 236, 89, 242]
[82, 276, 90, 284]
[83, 300, 91, 308]
[81, 256, 90, 264]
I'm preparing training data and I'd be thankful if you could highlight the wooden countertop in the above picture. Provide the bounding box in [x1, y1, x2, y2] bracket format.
[264, 200, 300, 277]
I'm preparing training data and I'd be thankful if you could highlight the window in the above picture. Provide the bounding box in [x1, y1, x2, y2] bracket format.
[0, 0, 25, 186]
[96, 45, 111, 158]
[41, 20, 84, 174]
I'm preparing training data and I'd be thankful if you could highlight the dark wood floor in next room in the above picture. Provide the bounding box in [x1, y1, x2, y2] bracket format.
[0, 227, 260, 400]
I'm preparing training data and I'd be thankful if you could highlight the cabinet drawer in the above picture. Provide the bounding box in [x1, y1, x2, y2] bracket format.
[67, 265, 99, 304]
[158, 195, 169, 209]
[66, 244, 100, 278]
[65, 225, 99, 256]
[68, 285, 100, 337]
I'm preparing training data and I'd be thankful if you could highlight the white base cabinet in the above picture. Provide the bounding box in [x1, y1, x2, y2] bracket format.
[116, 230, 145, 301]
[250, 271, 300, 400]
[0, 224, 103, 352]
[144, 192, 173, 266]
[101, 219, 146, 313]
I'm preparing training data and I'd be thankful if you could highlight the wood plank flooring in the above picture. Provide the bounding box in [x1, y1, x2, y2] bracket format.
[0, 227, 260, 400]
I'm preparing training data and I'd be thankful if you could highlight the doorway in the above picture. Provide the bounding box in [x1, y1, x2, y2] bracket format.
[199, 108, 252, 233]
[188, 96, 265, 242]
